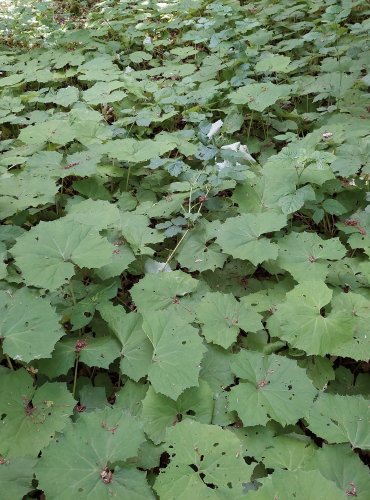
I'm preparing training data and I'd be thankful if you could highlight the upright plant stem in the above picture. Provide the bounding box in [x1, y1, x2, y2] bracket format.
[5, 354, 14, 370]
[73, 355, 79, 398]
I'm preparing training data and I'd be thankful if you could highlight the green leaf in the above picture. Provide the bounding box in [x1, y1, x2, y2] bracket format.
[255, 54, 291, 73]
[0, 171, 57, 219]
[11, 219, 114, 290]
[0, 74, 24, 87]
[277, 232, 346, 282]
[18, 120, 76, 146]
[115, 380, 148, 416]
[248, 470, 344, 499]
[229, 82, 293, 111]
[142, 311, 206, 399]
[259, 434, 316, 471]
[0, 370, 75, 458]
[176, 221, 227, 272]
[232, 425, 276, 460]
[42, 86, 80, 107]
[216, 213, 287, 265]
[298, 356, 335, 390]
[36, 407, 152, 500]
[329, 292, 370, 361]
[196, 292, 262, 348]
[200, 344, 234, 392]
[0, 456, 36, 499]
[58, 279, 118, 330]
[65, 199, 120, 230]
[117, 213, 164, 255]
[131, 270, 198, 320]
[38, 334, 120, 376]
[98, 303, 152, 382]
[0, 242, 6, 279]
[142, 380, 214, 444]
[63, 149, 103, 177]
[228, 350, 317, 426]
[307, 394, 370, 449]
[129, 51, 152, 63]
[82, 81, 126, 105]
[278, 184, 316, 214]
[270, 281, 354, 356]
[0, 288, 63, 363]
[304, 444, 370, 499]
[107, 137, 176, 163]
[155, 420, 253, 499]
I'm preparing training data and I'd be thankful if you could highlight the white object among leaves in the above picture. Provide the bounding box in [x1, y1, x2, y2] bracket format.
[207, 119, 223, 139]
[144, 258, 172, 273]
[221, 142, 256, 162]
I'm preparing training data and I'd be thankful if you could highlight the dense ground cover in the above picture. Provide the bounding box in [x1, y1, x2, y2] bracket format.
[0, 0, 370, 498]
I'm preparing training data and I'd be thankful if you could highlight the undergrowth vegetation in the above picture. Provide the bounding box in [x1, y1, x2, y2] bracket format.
[0, 0, 370, 498]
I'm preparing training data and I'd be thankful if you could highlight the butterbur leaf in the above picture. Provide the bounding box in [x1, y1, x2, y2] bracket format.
[248, 470, 343, 499]
[11, 219, 114, 290]
[176, 221, 227, 272]
[199, 344, 235, 392]
[329, 292, 370, 361]
[39, 334, 120, 376]
[0, 370, 75, 458]
[228, 350, 317, 426]
[108, 137, 176, 163]
[131, 270, 198, 320]
[232, 425, 276, 460]
[18, 120, 76, 146]
[0, 288, 64, 363]
[155, 420, 253, 499]
[62, 150, 103, 177]
[142, 381, 214, 444]
[196, 292, 263, 348]
[82, 81, 126, 105]
[115, 380, 148, 416]
[0, 456, 36, 499]
[278, 185, 316, 215]
[255, 54, 291, 73]
[304, 444, 370, 499]
[229, 82, 293, 111]
[259, 434, 316, 471]
[36, 407, 152, 500]
[98, 303, 152, 382]
[270, 281, 354, 356]
[0, 172, 57, 219]
[42, 86, 80, 107]
[65, 199, 120, 230]
[277, 232, 346, 282]
[142, 311, 206, 399]
[0, 242, 6, 279]
[117, 213, 164, 255]
[37, 339, 75, 378]
[306, 394, 370, 449]
[216, 212, 287, 265]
